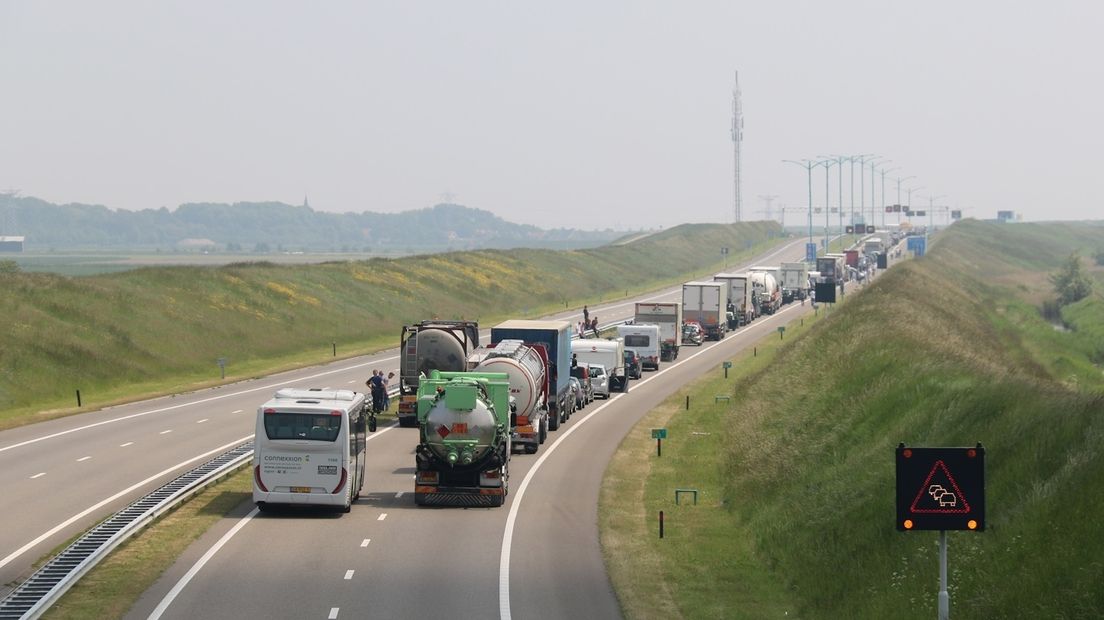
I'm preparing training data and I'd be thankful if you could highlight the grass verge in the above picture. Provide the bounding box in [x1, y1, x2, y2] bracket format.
[40, 468, 252, 620]
[603, 220, 1104, 618]
[601, 308, 824, 619]
[0, 222, 786, 427]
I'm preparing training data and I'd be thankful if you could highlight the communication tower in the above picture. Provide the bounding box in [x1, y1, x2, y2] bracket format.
[731, 71, 744, 222]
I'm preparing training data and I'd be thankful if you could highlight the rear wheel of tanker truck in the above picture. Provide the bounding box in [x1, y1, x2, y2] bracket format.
[548, 405, 560, 431]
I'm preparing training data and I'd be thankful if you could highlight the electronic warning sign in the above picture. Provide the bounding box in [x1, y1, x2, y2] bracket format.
[896, 444, 985, 531]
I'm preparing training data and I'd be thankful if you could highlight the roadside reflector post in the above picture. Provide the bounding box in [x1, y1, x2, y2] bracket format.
[217, 357, 227, 380]
[332, 342, 337, 357]
[76, 390, 81, 407]
[657, 437, 662, 457]
[685, 395, 690, 410]
[659, 510, 664, 538]
[753, 347, 757, 357]
[778, 326, 785, 340]
[723, 360, 732, 379]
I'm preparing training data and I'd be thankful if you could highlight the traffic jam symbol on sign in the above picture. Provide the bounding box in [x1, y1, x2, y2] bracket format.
[896, 445, 985, 531]
[909, 460, 971, 514]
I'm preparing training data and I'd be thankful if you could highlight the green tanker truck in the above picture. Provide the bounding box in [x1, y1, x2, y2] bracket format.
[414, 370, 512, 507]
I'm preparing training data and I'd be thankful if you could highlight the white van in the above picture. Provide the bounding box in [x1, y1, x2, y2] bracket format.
[616, 324, 661, 371]
[571, 338, 628, 393]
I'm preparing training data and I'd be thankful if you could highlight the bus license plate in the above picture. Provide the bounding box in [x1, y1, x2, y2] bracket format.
[291, 486, 311, 493]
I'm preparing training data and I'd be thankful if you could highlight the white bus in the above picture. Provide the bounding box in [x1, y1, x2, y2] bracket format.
[253, 388, 368, 513]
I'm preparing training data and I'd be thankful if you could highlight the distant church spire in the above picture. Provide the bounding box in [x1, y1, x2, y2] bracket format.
[303, 195, 310, 209]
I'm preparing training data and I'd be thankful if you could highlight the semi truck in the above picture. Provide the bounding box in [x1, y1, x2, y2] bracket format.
[468, 339, 550, 454]
[397, 320, 480, 427]
[714, 272, 756, 326]
[616, 324, 661, 371]
[779, 262, 809, 303]
[490, 320, 572, 431]
[682, 281, 729, 340]
[632, 302, 682, 361]
[413, 370, 511, 507]
[572, 338, 628, 393]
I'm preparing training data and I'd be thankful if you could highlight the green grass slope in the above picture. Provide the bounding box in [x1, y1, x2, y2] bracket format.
[605, 220, 1104, 618]
[0, 222, 781, 425]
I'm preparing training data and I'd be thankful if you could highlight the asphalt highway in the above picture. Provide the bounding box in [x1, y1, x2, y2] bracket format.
[0, 236, 810, 602]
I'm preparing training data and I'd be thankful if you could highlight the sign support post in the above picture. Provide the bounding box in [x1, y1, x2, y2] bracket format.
[939, 530, 949, 620]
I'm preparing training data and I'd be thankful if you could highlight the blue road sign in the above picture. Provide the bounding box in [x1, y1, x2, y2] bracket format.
[907, 236, 926, 257]
[805, 242, 817, 263]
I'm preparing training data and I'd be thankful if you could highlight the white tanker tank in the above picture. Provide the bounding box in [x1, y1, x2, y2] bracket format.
[471, 339, 549, 420]
[748, 271, 781, 315]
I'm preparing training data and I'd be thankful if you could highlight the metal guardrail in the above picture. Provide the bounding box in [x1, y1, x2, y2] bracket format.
[0, 441, 254, 620]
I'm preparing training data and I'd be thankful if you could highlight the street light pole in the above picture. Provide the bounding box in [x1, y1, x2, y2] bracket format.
[783, 159, 821, 247]
[822, 159, 835, 251]
[869, 157, 888, 229]
[879, 166, 899, 228]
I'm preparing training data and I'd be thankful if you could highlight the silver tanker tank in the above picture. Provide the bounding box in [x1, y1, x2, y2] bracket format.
[471, 339, 547, 419]
[420, 381, 500, 466]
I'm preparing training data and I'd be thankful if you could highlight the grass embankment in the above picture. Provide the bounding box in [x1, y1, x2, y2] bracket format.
[41, 468, 252, 620]
[0, 222, 782, 427]
[602, 219, 1104, 618]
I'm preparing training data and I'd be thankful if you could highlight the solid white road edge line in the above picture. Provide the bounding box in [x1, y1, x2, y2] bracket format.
[146, 423, 397, 617]
[0, 434, 254, 573]
[498, 301, 806, 620]
[146, 507, 261, 620]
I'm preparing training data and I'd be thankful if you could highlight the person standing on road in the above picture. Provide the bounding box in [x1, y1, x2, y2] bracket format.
[590, 316, 599, 338]
[583, 305, 590, 326]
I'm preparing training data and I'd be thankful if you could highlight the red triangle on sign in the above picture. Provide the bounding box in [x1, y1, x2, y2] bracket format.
[909, 460, 972, 515]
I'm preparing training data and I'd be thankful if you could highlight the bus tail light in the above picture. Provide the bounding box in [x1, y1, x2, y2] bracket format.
[254, 465, 268, 492]
[331, 467, 347, 494]
[416, 471, 439, 485]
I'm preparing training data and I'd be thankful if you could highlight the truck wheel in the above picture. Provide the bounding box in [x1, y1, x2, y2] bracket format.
[541, 417, 550, 440]
[622, 378, 630, 393]
[548, 409, 560, 431]
[525, 444, 538, 454]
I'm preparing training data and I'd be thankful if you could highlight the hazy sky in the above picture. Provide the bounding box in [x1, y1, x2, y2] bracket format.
[2, 2, 1101, 229]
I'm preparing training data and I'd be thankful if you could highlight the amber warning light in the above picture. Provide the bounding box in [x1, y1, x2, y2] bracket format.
[896, 443, 985, 532]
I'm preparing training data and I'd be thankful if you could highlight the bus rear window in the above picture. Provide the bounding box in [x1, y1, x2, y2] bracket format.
[624, 335, 651, 347]
[264, 412, 342, 442]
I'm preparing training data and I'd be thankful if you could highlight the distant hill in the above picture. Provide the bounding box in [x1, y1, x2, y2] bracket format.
[0, 196, 622, 252]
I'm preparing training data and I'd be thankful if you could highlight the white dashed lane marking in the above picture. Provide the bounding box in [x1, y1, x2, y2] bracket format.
[232, 409, 243, 414]
[30, 473, 46, 479]
[328, 608, 339, 619]
[160, 430, 173, 435]
[344, 570, 354, 580]
[197, 419, 208, 424]
[377, 514, 387, 521]
[360, 539, 371, 547]
[120, 442, 134, 447]
[394, 492, 403, 498]
[77, 456, 92, 462]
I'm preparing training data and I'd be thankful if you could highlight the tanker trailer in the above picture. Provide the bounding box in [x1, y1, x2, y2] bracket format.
[748, 271, 781, 315]
[414, 370, 512, 507]
[471, 339, 550, 454]
[397, 320, 479, 427]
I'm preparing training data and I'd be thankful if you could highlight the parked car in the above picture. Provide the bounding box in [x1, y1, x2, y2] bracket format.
[623, 350, 642, 380]
[570, 364, 594, 404]
[569, 376, 587, 411]
[588, 363, 611, 398]
[682, 321, 704, 346]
